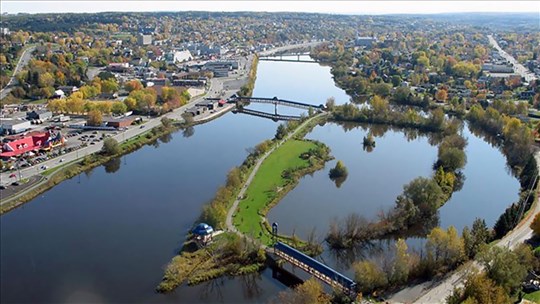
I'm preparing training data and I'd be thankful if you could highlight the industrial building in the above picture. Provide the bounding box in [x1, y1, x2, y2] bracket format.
[0, 119, 31, 135]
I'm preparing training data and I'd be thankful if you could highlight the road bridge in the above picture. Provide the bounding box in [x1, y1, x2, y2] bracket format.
[273, 242, 357, 295]
[259, 53, 316, 63]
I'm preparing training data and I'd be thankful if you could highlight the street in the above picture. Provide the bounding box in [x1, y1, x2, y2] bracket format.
[488, 34, 537, 83]
[0, 45, 36, 100]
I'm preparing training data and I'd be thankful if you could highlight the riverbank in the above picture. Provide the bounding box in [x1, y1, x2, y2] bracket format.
[0, 121, 181, 214]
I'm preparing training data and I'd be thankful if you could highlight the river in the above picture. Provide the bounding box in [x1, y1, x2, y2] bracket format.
[0, 55, 519, 303]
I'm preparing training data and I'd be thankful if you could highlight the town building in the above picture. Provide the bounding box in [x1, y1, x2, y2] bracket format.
[107, 63, 130, 73]
[482, 64, 514, 74]
[105, 117, 135, 128]
[165, 50, 193, 64]
[204, 60, 238, 77]
[355, 36, 377, 48]
[27, 110, 53, 121]
[0, 119, 31, 135]
[172, 79, 207, 87]
[0, 131, 64, 158]
[137, 34, 152, 46]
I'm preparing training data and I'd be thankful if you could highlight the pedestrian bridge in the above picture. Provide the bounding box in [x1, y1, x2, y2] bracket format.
[273, 242, 357, 295]
[232, 107, 302, 121]
[230, 96, 326, 110]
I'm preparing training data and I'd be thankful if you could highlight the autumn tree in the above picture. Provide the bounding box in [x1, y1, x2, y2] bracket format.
[435, 89, 448, 102]
[446, 272, 510, 304]
[426, 226, 465, 271]
[275, 123, 287, 140]
[111, 102, 127, 115]
[275, 278, 329, 304]
[124, 79, 143, 92]
[102, 138, 121, 156]
[354, 260, 388, 294]
[478, 245, 530, 293]
[329, 160, 348, 178]
[87, 110, 103, 126]
[390, 238, 410, 285]
[531, 213, 540, 236]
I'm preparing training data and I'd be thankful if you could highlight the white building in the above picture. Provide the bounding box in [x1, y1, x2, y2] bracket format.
[165, 50, 192, 64]
[0, 119, 31, 135]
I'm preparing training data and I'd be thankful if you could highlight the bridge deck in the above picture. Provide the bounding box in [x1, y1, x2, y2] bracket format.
[233, 96, 325, 110]
[274, 242, 356, 293]
[234, 108, 301, 121]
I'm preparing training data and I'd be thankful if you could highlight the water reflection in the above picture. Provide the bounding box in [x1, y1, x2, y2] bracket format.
[104, 157, 121, 174]
[183, 126, 195, 138]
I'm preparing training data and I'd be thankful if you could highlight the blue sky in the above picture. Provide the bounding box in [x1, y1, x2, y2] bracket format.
[1, 1, 539, 15]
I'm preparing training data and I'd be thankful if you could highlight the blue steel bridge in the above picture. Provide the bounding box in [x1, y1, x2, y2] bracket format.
[273, 242, 357, 296]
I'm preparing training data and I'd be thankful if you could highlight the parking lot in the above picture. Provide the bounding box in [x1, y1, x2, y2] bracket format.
[1, 126, 128, 177]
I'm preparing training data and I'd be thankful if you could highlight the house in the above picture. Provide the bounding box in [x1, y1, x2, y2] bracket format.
[53, 90, 65, 99]
[0, 119, 31, 135]
[27, 110, 53, 121]
[58, 86, 79, 96]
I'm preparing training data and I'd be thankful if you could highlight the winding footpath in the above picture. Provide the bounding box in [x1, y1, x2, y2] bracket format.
[225, 112, 328, 247]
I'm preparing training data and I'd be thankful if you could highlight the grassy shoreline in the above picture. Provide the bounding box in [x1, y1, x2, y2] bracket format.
[233, 139, 331, 245]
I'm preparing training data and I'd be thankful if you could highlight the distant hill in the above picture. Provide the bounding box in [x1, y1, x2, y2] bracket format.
[422, 12, 539, 31]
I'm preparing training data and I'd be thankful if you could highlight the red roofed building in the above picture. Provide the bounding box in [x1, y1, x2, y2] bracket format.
[0, 131, 64, 158]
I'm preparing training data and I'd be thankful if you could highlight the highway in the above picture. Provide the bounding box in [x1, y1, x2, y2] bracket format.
[0, 45, 36, 100]
[488, 34, 537, 83]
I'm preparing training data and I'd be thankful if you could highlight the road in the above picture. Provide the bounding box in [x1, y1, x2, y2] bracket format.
[225, 112, 328, 248]
[0, 45, 36, 100]
[488, 35, 537, 83]
[390, 150, 540, 304]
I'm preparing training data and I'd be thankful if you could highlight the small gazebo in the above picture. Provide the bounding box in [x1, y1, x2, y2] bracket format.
[192, 223, 214, 245]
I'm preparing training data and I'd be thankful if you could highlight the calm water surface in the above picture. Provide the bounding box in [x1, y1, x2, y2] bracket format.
[0, 56, 519, 303]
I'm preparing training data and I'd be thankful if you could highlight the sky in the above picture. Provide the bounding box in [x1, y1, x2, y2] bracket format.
[1, 1, 539, 15]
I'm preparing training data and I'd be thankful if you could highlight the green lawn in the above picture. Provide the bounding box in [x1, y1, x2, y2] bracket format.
[233, 139, 317, 245]
[524, 290, 540, 302]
